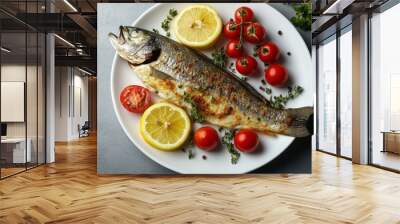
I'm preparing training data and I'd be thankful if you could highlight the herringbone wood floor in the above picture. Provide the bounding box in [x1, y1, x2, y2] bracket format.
[1, 135, 400, 224]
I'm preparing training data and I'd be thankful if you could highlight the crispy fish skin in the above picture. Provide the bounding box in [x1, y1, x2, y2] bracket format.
[109, 26, 313, 137]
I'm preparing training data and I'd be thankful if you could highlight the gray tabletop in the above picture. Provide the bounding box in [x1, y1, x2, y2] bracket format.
[97, 3, 311, 174]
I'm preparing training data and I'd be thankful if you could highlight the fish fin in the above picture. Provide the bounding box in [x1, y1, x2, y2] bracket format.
[129, 63, 174, 80]
[150, 67, 175, 80]
[285, 106, 314, 137]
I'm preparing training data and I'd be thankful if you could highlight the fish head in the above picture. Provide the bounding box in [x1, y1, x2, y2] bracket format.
[108, 26, 161, 65]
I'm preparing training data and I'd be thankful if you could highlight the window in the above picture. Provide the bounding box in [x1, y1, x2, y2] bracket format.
[0, 2, 47, 179]
[317, 36, 337, 154]
[339, 28, 352, 158]
[370, 2, 400, 171]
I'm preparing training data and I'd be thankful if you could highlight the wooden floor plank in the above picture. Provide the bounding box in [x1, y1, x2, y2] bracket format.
[0, 135, 400, 223]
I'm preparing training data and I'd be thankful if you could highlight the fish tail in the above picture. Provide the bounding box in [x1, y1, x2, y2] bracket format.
[285, 107, 314, 137]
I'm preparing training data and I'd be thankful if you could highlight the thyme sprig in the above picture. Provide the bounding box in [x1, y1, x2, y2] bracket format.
[161, 8, 178, 37]
[270, 85, 304, 109]
[222, 129, 240, 164]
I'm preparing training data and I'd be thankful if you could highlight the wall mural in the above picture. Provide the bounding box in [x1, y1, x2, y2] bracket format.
[98, 3, 313, 174]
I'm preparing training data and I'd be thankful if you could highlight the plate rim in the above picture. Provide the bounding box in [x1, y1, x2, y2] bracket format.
[110, 3, 311, 174]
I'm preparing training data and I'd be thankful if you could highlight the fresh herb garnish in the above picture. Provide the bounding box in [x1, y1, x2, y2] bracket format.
[187, 131, 194, 146]
[222, 129, 240, 164]
[161, 19, 170, 31]
[160, 8, 178, 36]
[270, 85, 304, 109]
[211, 47, 228, 68]
[253, 44, 260, 57]
[188, 149, 194, 159]
[290, 3, 311, 31]
[169, 8, 178, 17]
[152, 28, 160, 34]
[288, 85, 304, 99]
[183, 92, 205, 123]
[228, 62, 236, 73]
[265, 87, 272, 95]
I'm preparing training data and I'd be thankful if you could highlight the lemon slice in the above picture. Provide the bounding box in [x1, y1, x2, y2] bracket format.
[173, 4, 222, 49]
[140, 102, 191, 151]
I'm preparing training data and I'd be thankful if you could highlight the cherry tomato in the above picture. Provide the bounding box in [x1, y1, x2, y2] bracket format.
[265, 64, 288, 87]
[258, 42, 280, 63]
[235, 7, 254, 24]
[234, 129, 259, 152]
[194, 126, 219, 151]
[225, 39, 244, 58]
[120, 85, 152, 113]
[223, 20, 240, 39]
[244, 22, 265, 44]
[235, 56, 257, 76]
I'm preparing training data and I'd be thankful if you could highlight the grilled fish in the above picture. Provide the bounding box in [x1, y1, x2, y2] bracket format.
[109, 26, 313, 137]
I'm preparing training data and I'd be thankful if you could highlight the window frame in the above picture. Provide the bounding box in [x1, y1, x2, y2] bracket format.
[367, 0, 400, 173]
[315, 24, 353, 161]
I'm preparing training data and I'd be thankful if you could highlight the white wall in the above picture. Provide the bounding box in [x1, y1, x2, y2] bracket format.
[1, 64, 46, 164]
[54, 67, 89, 141]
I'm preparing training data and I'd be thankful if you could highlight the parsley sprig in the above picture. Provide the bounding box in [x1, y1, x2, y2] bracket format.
[211, 47, 228, 69]
[291, 3, 311, 31]
[183, 92, 205, 123]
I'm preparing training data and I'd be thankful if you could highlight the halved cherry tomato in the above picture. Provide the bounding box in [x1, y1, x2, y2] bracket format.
[244, 22, 265, 44]
[194, 126, 219, 151]
[223, 20, 240, 39]
[236, 55, 257, 76]
[265, 64, 288, 87]
[235, 7, 254, 24]
[225, 39, 244, 58]
[234, 129, 259, 152]
[258, 42, 280, 63]
[119, 85, 152, 113]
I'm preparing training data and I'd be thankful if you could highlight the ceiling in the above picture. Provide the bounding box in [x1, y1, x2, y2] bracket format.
[0, 0, 105, 74]
[312, 0, 391, 43]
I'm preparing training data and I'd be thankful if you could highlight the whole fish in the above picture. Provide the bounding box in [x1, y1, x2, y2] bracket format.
[109, 26, 313, 137]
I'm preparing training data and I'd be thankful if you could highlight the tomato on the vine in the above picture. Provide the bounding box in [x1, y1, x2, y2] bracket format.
[225, 39, 244, 58]
[234, 129, 259, 152]
[244, 22, 265, 44]
[236, 56, 257, 76]
[194, 126, 219, 151]
[234, 7, 254, 24]
[258, 42, 280, 63]
[119, 85, 152, 113]
[265, 64, 288, 87]
[223, 20, 240, 39]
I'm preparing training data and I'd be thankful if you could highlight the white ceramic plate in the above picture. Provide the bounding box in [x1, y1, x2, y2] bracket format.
[110, 3, 312, 174]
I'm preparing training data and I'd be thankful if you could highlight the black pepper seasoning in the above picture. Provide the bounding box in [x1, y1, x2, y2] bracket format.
[261, 79, 266, 85]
